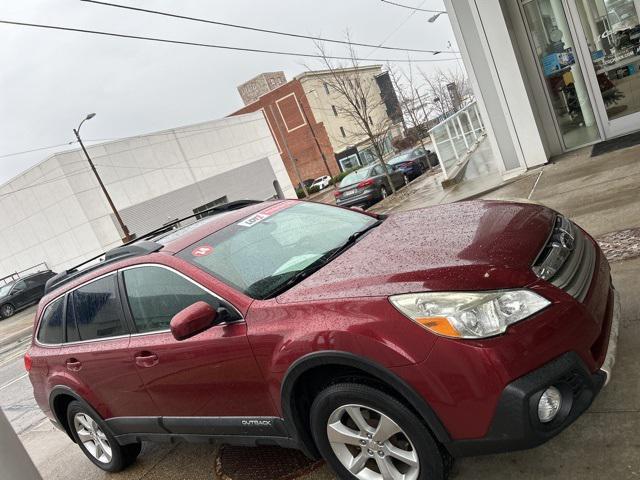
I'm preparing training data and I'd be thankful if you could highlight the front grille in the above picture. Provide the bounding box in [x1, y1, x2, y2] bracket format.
[533, 216, 596, 303]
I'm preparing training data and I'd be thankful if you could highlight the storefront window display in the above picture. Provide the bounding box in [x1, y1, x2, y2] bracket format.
[523, 0, 601, 149]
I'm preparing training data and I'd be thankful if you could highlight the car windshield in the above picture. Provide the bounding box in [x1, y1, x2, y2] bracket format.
[339, 167, 374, 187]
[178, 202, 379, 299]
[0, 284, 13, 297]
[387, 153, 413, 165]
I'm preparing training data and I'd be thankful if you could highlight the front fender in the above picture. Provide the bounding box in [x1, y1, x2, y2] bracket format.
[279, 351, 451, 456]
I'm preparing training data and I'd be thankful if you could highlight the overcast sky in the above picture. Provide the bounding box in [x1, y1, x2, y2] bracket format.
[0, 0, 460, 184]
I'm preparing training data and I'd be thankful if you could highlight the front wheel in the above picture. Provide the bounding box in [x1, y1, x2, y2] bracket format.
[0, 303, 15, 319]
[310, 383, 448, 480]
[67, 401, 141, 472]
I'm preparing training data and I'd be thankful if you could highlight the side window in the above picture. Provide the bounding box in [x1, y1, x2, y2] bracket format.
[123, 266, 239, 334]
[37, 297, 64, 344]
[414, 148, 425, 156]
[25, 278, 39, 288]
[72, 275, 127, 341]
[12, 280, 26, 293]
[371, 165, 383, 176]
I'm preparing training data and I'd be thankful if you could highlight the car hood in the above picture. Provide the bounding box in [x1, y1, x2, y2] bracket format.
[277, 201, 555, 303]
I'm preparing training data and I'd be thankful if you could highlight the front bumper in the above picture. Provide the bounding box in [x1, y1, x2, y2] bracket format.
[446, 289, 620, 457]
[600, 289, 621, 385]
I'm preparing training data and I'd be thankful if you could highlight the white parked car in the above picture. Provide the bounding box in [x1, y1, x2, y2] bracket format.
[311, 175, 331, 190]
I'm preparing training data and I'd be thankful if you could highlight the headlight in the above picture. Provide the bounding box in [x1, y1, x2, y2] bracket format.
[389, 290, 550, 339]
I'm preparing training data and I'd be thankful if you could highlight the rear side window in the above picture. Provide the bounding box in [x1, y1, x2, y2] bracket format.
[37, 297, 64, 344]
[122, 266, 239, 334]
[71, 275, 127, 341]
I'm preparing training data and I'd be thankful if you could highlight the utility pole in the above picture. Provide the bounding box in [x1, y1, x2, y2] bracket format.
[298, 101, 334, 179]
[74, 113, 134, 243]
[267, 106, 308, 197]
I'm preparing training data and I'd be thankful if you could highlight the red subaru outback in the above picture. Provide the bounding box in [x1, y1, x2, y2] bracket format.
[26, 199, 619, 480]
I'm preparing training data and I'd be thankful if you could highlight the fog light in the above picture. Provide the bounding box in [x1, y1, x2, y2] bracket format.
[538, 386, 562, 423]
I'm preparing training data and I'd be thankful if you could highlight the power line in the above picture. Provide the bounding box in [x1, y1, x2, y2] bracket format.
[0, 116, 281, 159]
[81, 0, 458, 55]
[366, 0, 428, 58]
[0, 168, 91, 199]
[0, 122, 282, 194]
[379, 0, 446, 13]
[0, 141, 76, 159]
[0, 20, 460, 63]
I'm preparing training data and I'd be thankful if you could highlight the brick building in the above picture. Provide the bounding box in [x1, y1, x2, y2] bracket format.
[231, 79, 339, 188]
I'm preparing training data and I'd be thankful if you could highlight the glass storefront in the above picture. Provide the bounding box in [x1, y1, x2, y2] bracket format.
[522, 0, 601, 149]
[575, 0, 640, 121]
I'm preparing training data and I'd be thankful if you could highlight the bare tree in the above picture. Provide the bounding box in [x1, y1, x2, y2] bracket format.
[313, 41, 398, 192]
[388, 63, 434, 169]
[419, 68, 473, 119]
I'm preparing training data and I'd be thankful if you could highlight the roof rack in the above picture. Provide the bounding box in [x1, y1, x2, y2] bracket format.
[44, 241, 163, 295]
[123, 199, 263, 245]
[43, 199, 263, 295]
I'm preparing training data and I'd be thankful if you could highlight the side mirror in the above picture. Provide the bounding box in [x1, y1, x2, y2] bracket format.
[170, 301, 218, 341]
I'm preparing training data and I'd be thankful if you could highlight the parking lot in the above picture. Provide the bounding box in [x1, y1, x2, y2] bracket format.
[1, 143, 639, 479]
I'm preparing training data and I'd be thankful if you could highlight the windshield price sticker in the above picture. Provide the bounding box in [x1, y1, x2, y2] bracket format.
[237, 212, 269, 227]
[192, 245, 214, 257]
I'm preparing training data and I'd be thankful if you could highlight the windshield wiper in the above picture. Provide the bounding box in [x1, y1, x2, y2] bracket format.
[265, 219, 383, 298]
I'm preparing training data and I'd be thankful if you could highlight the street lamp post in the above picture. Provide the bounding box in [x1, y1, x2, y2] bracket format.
[73, 113, 134, 243]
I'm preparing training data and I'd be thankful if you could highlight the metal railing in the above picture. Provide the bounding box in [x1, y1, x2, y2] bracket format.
[0, 262, 50, 286]
[428, 101, 486, 180]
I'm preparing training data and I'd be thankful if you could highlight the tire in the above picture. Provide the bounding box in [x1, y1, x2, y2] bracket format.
[66, 401, 141, 472]
[0, 303, 15, 319]
[403, 175, 410, 186]
[380, 186, 388, 199]
[310, 383, 447, 480]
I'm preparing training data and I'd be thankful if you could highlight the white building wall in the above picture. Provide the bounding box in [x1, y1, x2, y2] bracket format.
[0, 111, 294, 275]
[444, 0, 549, 174]
[0, 156, 103, 277]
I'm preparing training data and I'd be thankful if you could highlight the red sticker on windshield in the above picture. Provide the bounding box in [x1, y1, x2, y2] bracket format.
[192, 245, 214, 257]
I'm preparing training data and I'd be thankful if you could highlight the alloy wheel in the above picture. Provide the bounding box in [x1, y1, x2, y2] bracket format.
[73, 413, 112, 464]
[381, 187, 388, 199]
[403, 175, 409, 186]
[326, 403, 419, 480]
[1, 304, 14, 318]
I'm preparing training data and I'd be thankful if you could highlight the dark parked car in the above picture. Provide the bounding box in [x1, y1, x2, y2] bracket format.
[334, 163, 408, 208]
[26, 199, 619, 479]
[0, 270, 56, 319]
[387, 146, 439, 180]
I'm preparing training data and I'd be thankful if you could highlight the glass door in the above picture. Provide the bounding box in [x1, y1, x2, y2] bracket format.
[570, 0, 640, 138]
[521, 0, 602, 150]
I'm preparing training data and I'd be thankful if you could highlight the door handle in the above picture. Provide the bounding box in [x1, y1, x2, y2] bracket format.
[65, 358, 82, 372]
[135, 352, 159, 368]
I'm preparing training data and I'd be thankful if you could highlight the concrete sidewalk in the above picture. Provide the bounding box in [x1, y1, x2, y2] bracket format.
[11, 142, 640, 479]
